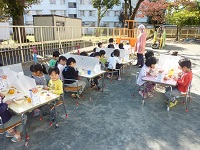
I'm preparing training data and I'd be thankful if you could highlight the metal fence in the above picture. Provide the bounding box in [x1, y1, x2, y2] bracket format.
[0, 26, 199, 66]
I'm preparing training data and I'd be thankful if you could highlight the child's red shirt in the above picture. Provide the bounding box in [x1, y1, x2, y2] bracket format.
[177, 71, 192, 93]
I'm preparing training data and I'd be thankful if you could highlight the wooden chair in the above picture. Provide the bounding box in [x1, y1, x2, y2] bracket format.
[0, 115, 26, 149]
[63, 79, 83, 106]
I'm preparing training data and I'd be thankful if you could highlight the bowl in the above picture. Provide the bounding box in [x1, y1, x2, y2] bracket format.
[0, 89, 9, 95]
[13, 96, 25, 105]
[36, 85, 43, 91]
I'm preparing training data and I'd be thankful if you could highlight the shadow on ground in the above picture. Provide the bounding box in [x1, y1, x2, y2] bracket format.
[1, 42, 200, 150]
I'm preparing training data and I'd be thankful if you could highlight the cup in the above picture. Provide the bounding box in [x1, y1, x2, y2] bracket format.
[87, 70, 91, 75]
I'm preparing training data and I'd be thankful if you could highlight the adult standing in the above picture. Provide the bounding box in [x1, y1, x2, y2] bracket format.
[134, 24, 147, 68]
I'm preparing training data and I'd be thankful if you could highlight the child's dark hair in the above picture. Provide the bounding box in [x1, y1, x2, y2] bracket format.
[119, 43, 124, 49]
[94, 52, 101, 57]
[98, 42, 102, 47]
[109, 38, 114, 43]
[145, 57, 157, 67]
[93, 48, 96, 52]
[145, 51, 154, 60]
[48, 67, 60, 75]
[30, 64, 48, 74]
[55, 56, 67, 67]
[99, 50, 106, 56]
[113, 49, 120, 57]
[53, 51, 60, 57]
[67, 57, 76, 66]
[179, 59, 191, 69]
[80, 51, 88, 56]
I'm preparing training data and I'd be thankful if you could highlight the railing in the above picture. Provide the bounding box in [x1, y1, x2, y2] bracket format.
[0, 26, 199, 66]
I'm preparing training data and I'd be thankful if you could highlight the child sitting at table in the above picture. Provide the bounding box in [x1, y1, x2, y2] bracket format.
[107, 49, 123, 81]
[62, 57, 86, 97]
[107, 38, 115, 48]
[137, 57, 157, 98]
[49, 51, 60, 67]
[98, 42, 103, 48]
[165, 58, 192, 108]
[99, 50, 107, 64]
[145, 51, 154, 60]
[0, 93, 27, 142]
[119, 43, 124, 49]
[80, 51, 88, 56]
[56, 56, 67, 81]
[30, 63, 48, 86]
[45, 67, 63, 95]
[90, 48, 96, 57]
[90, 52, 105, 91]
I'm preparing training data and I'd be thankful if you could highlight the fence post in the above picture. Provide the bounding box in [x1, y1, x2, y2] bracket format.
[18, 27, 24, 63]
[40, 27, 44, 57]
[71, 27, 74, 51]
[57, 26, 64, 54]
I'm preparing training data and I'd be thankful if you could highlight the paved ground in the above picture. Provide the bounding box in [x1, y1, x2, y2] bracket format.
[1, 41, 200, 150]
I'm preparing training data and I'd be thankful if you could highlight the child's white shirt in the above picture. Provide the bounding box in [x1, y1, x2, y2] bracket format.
[57, 64, 66, 81]
[107, 56, 122, 69]
[137, 65, 150, 86]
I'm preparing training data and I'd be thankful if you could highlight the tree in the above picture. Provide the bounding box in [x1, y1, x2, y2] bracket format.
[92, 0, 120, 27]
[1, 0, 40, 42]
[120, 0, 144, 29]
[166, 0, 199, 40]
[137, 0, 169, 28]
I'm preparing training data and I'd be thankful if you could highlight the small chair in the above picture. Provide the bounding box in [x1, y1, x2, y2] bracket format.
[106, 65, 123, 82]
[175, 83, 192, 112]
[0, 115, 26, 149]
[63, 79, 83, 105]
[49, 94, 67, 127]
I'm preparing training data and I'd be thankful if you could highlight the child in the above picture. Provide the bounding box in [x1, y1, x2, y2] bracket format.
[107, 49, 122, 80]
[90, 48, 96, 57]
[0, 93, 27, 142]
[165, 59, 192, 108]
[99, 50, 107, 64]
[90, 52, 105, 91]
[145, 51, 154, 60]
[30, 63, 48, 86]
[49, 51, 60, 67]
[45, 67, 63, 95]
[56, 56, 67, 81]
[98, 42, 103, 48]
[62, 57, 86, 96]
[119, 43, 124, 49]
[137, 57, 157, 98]
[107, 38, 115, 48]
[134, 24, 147, 68]
[80, 51, 88, 56]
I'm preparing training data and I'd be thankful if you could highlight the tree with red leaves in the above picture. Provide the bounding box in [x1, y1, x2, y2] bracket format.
[137, 0, 169, 27]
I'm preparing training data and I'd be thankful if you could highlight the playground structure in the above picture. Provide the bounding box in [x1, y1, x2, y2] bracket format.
[152, 26, 166, 49]
[114, 20, 138, 47]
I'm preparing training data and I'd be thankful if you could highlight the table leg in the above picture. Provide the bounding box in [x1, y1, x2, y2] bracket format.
[167, 86, 172, 111]
[21, 113, 28, 147]
[89, 78, 92, 101]
[102, 73, 105, 93]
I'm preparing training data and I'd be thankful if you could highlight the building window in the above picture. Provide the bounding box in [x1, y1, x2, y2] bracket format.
[68, 2, 77, 8]
[106, 11, 110, 17]
[114, 22, 119, 27]
[103, 22, 109, 27]
[79, 10, 85, 17]
[36, 10, 42, 15]
[60, 10, 67, 16]
[79, 0, 84, 4]
[68, 14, 77, 18]
[26, 21, 33, 25]
[50, 0, 56, 4]
[50, 10, 56, 15]
[89, 11, 95, 16]
[60, 0, 65, 4]
[114, 11, 120, 16]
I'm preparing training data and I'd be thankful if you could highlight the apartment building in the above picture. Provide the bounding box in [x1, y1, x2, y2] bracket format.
[24, 0, 147, 27]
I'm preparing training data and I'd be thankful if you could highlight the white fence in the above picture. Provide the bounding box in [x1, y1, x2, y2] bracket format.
[0, 26, 199, 66]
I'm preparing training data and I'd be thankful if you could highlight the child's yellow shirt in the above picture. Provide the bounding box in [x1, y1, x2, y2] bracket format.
[48, 79, 63, 95]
